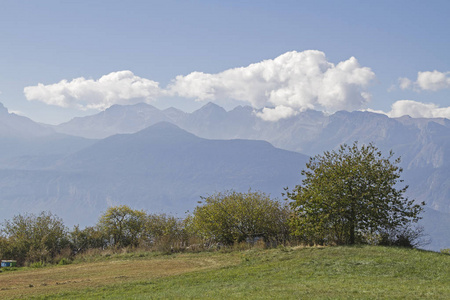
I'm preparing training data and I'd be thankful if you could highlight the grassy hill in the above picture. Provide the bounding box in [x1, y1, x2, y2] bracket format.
[1, 246, 449, 299]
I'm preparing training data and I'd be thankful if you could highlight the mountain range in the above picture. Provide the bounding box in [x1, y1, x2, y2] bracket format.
[0, 102, 449, 250]
[54, 102, 450, 214]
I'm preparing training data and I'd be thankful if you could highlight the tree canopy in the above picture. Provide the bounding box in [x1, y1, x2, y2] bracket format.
[1, 211, 68, 264]
[286, 142, 424, 245]
[191, 190, 291, 245]
[97, 205, 147, 247]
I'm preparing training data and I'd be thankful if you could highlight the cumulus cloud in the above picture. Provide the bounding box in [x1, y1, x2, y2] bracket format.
[398, 70, 450, 91]
[168, 50, 375, 121]
[416, 71, 450, 91]
[23, 51, 377, 121]
[24, 71, 161, 110]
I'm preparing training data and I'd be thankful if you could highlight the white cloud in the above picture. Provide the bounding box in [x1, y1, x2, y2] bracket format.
[24, 71, 161, 110]
[373, 100, 450, 119]
[398, 77, 413, 90]
[416, 71, 450, 91]
[168, 50, 375, 121]
[398, 70, 450, 91]
[255, 106, 298, 121]
[23, 51, 377, 121]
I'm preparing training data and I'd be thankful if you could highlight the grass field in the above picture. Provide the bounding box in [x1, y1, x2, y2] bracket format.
[1, 246, 449, 299]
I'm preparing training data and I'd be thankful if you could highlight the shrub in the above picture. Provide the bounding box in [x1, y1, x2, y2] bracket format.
[1, 212, 69, 266]
[378, 225, 429, 248]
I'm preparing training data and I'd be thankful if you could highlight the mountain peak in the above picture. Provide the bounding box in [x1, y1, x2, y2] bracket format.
[134, 121, 199, 142]
[106, 102, 158, 113]
[197, 102, 226, 113]
[145, 121, 181, 131]
[190, 102, 227, 121]
[163, 107, 185, 114]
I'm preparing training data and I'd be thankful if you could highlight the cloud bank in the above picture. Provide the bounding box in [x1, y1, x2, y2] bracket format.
[385, 100, 450, 119]
[24, 50, 449, 121]
[24, 50, 375, 121]
[24, 71, 160, 110]
[399, 70, 450, 91]
[168, 50, 376, 121]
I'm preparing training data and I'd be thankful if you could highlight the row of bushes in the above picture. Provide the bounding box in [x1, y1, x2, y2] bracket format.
[0, 190, 425, 266]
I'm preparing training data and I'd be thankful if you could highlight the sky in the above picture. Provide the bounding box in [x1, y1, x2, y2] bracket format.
[0, 0, 449, 124]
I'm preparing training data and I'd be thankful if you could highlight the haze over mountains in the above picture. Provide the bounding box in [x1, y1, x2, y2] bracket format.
[0, 102, 449, 250]
[54, 102, 450, 212]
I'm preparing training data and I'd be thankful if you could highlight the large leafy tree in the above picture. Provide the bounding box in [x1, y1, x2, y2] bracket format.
[286, 142, 424, 245]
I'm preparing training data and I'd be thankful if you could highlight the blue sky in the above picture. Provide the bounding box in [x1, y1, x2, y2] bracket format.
[1, 0, 449, 124]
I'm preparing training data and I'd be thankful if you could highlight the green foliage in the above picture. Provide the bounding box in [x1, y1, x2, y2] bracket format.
[377, 224, 428, 248]
[30, 261, 46, 268]
[191, 190, 291, 245]
[97, 205, 147, 248]
[441, 248, 450, 255]
[286, 142, 424, 246]
[58, 257, 72, 265]
[143, 214, 188, 251]
[70, 225, 108, 253]
[0, 211, 69, 265]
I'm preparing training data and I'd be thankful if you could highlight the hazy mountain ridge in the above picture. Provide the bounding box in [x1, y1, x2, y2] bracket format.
[55, 103, 171, 139]
[0, 103, 54, 138]
[53, 102, 450, 168]
[0, 104, 96, 164]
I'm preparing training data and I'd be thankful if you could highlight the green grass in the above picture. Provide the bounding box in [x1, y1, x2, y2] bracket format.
[1, 246, 449, 299]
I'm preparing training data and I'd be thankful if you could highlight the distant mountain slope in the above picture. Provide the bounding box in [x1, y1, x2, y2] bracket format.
[0, 103, 53, 138]
[55, 103, 171, 139]
[0, 122, 308, 227]
[53, 103, 450, 168]
[0, 103, 96, 164]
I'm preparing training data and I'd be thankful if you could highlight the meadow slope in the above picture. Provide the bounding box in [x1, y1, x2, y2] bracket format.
[1, 246, 449, 299]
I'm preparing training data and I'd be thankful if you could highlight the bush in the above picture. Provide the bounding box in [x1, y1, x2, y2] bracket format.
[143, 214, 188, 250]
[440, 248, 450, 255]
[1, 212, 69, 266]
[377, 225, 429, 248]
[58, 258, 72, 265]
[70, 225, 108, 253]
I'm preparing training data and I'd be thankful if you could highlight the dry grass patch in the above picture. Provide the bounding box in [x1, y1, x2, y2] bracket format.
[0, 252, 239, 299]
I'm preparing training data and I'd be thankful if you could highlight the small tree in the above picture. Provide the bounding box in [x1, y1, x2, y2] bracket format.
[97, 205, 147, 248]
[191, 190, 291, 245]
[286, 142, 424, 246]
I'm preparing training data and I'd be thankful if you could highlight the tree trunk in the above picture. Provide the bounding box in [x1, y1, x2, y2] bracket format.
[349, 204, 355, 245]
